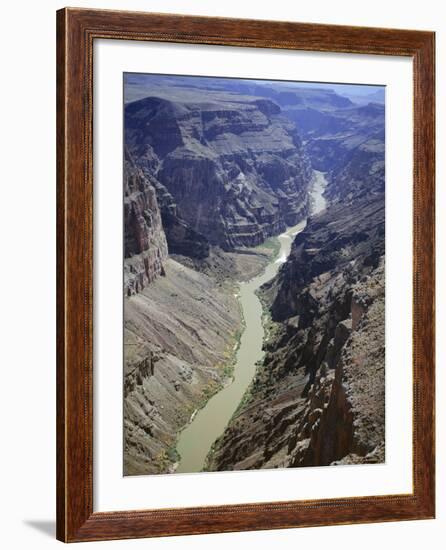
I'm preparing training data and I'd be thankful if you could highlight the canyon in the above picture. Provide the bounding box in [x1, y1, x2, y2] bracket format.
[123, 75, 385, 475]
[124, 79, 313, 250]
[207, 196, 385, 470]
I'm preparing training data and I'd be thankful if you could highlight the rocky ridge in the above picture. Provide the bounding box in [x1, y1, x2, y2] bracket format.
[123, 80, 319, 475]
[284, 102, 385, 176]
[123, 75, 386, 475]
[207, 195, 385, 470]
[124, 259, 242, 475]
[125, 90, 313, 249]
[124, 149, 168, 296]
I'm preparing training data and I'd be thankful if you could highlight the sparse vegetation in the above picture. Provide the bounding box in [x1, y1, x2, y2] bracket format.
[124, 73, 385, 475]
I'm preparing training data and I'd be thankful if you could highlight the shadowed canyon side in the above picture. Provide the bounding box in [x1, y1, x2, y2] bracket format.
[123, 74, 385, 475]
[206, 200, 385, 470]
[175, 221, 307, 474]
[206, 124, 385, 471]
[125, 84, 313, 249]
[124, 152, 244, 475]
[123, 76, 315, 475]
[124, 148, 168, 295]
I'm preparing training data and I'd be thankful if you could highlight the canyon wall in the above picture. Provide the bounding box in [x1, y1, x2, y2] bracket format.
[207, 196, 385, 470]
[125, 87, 313, 249]
[123, 75, 386, 474]
[124, 149, 168, 296]
[207, 99, 386, 471]
[123, 79, 319, 475]
[284, 102, 385, 176]
[124, 259, 241, 475]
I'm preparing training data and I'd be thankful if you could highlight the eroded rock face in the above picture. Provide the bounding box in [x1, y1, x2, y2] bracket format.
[271, 196, 384, 321]
[123, 76, 386, 474]
[125, 92, 313, 249]
[324, 133, 385, 204]
[124, 149, 168, 296]
[290, 263, 385, 467]
[123, 150, 244, 475]
[207, 195, 385, 471]
[124, 259, 242, 475]
[123, 149, 237, 475]
[285, 102, 385, 176]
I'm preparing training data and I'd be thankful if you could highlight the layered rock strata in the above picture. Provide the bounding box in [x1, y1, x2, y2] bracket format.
[125, 92, 313, 249]
[124, 149, 168, 296]
[207, 196, 385, 471]
[124, 259, 241, 475]
[284, 102, 385, 176]
[123, 75, 386, 475]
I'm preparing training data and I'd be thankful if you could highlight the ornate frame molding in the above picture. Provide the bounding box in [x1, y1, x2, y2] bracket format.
[57, 8, 435, 542]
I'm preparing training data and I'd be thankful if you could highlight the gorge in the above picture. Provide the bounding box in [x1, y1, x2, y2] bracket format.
[176, 220, 307, 473]
[123, 74, 385, 476]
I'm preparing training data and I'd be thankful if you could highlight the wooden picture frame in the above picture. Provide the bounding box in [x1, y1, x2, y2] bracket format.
[56, 7, 435, 542]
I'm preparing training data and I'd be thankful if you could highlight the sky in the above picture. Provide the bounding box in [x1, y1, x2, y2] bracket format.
[124, 72, 385, 104]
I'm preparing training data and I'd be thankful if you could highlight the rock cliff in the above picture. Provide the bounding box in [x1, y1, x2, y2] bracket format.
[124, 259, 242, 475]
[125, 89, 313, 249]
[123, 142, 243, 475]
[207, 194, 385, 471]
[123, 75, 386, 475]
[285, 102, 385, 175]
[324, 132, 385, 203]
[124, 149, 168, 296]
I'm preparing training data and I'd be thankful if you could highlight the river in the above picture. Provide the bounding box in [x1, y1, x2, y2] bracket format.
[175, 171, 327, 474]
[311, 170, 327, 214]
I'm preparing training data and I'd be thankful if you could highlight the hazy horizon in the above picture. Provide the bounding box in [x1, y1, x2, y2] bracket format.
[124, 72, 385, 105]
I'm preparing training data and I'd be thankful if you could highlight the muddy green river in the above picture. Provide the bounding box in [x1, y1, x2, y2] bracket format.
[175, 171, 327, 473]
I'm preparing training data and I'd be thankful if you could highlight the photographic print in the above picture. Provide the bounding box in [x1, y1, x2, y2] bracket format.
[123, 73, 385, 476]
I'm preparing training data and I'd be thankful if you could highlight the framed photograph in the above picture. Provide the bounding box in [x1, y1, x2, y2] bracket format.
[56, 8, 435, 542]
